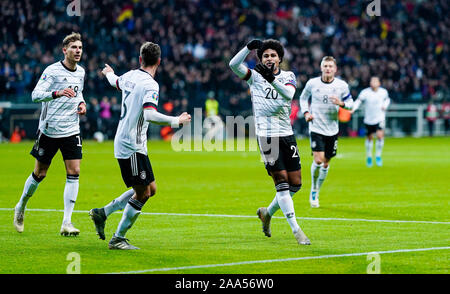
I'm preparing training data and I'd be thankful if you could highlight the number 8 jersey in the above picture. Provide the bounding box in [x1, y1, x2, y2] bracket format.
[299, 77, 353, 136]
[32, 61, 85, 138]
[247, 69, 296, 137]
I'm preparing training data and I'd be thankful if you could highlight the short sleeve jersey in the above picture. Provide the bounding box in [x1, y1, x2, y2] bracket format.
[114, 69, 159, 159]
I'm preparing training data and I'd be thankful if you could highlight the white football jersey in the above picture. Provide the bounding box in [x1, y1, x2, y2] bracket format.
[32, 61, 85, 138]
[247, 69, 296, 137]
[354, 87, 390, 125]
[299, 77, 353, 136]
[114, 69, 159, 159]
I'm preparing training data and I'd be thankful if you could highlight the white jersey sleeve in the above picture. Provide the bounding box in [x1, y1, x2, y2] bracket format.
[34, 61, 85, 138]
[299, 80, 312, 114]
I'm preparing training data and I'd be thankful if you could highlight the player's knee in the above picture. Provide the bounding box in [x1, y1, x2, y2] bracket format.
[149, 182, 157, 197]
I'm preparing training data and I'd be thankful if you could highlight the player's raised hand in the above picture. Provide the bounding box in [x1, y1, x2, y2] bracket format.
[56, 87, 76, 98]
[246, 39, 263, 51]
[101, 64, 114, 76]
[254, 63, 275, 83]
[178, 112, 191, 126]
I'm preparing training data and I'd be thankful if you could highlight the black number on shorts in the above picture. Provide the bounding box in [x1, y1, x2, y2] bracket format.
[290, 145, 299, 158]
[264, 87, 278, 99]
[323, 95, 328, 103]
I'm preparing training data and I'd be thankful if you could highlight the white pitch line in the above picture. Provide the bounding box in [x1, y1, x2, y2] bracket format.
[1, 207, 449, 225]
[106, 246, 450, 274]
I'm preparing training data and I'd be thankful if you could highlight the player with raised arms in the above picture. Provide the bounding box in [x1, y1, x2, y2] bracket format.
[351, 76, 390, 167]
[89, 42, 191, 250]
[14, 32, 86, 236]
[229, 39, 310, 245]
[299, 56, 354, 208]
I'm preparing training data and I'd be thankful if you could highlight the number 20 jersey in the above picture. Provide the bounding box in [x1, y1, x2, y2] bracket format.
[247, 69, 296, 137]
[114, 69, 159, 159]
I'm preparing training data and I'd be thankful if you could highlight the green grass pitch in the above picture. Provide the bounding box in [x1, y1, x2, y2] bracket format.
[0, 137, 448, 274]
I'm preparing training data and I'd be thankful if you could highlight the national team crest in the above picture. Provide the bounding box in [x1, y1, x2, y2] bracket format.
[140, 171, 146, 180]
[38, 148, 45, 156]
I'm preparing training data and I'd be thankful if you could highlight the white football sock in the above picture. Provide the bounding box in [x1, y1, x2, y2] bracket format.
[317, 166, 329, 191]
[115, 198, 143, 238]
[375, 139, 384, 157]
[16, 173, 42, 212]
[104, 189, 135, 217]
[267, 185, 301, 216]
[365, 139, 373, 158]
[63, 175, 79, 225]
[275, 183, 300, 233]
[311, 161, 321, 191]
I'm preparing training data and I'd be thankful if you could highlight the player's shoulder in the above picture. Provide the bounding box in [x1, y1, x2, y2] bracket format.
[334, 77, 349, 87]
[280, 69, 295, 77]
[379, 87, 389, 94]
[307, 76, 322, 86]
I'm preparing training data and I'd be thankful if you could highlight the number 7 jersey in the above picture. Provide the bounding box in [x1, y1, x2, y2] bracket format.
[247, 69, 296, 137]
[114, 69, 159, 159]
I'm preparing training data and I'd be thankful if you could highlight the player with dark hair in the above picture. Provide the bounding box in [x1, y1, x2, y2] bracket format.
[14, 32, 86, 236]
[89, 42, 191, 250]
[229, 39, 310, 245]
[299, 56, 354, 208]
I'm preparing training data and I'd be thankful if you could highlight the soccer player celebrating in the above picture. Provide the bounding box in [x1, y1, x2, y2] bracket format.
[351, 77, 390, 167]
[14, 32, 87, 236]
[89, 42, 191, 250]
[229, 39, 310, 245]
[299, 56, 354, 208]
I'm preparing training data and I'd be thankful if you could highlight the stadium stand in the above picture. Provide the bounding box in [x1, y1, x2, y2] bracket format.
[0, 0, 448, 139]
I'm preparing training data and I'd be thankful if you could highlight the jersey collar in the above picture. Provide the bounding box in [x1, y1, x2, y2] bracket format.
[321, 76, 334, 84]
[60, 60, 77, 72]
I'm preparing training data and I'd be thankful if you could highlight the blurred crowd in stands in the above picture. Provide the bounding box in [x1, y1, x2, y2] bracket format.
[0, 0, 448, 139]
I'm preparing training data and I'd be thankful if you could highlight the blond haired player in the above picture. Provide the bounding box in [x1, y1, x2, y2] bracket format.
[299, 56, 354, 208]
[14, 32, 86, 236]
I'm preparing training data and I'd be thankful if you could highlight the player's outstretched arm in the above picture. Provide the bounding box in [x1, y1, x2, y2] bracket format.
[143, 108, 191, 127]
[101, 64, 120, 89]
[229, 40, 262, 79]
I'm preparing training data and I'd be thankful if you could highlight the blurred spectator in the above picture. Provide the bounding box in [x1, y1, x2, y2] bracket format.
[0, 0, 448, 137]
[425, 99, 439, 136]
[441, 98, 450, 135]
[10, 125, 25, 143]
[0, 107, 8, 141]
